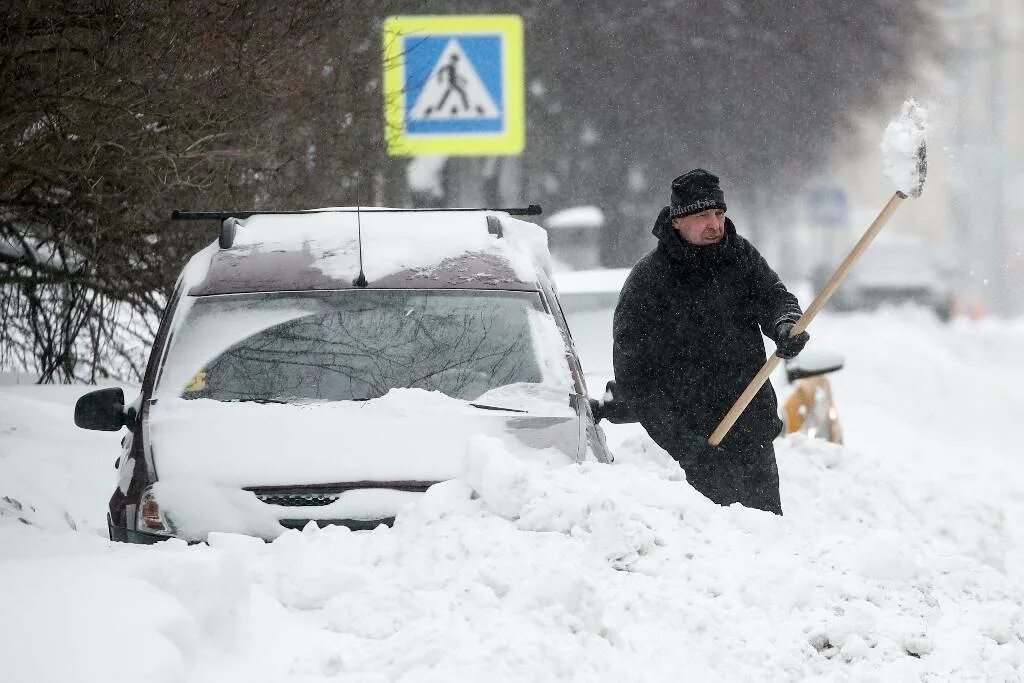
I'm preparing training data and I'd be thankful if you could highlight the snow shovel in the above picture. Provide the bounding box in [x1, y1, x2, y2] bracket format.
[708, 125, 927, 447]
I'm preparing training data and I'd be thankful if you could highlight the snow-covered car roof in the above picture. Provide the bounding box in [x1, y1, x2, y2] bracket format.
[187, 208, 553, 296]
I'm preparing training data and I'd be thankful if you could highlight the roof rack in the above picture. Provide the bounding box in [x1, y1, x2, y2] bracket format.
[172, 205, 540, 250]
[170, 205, 542, 221]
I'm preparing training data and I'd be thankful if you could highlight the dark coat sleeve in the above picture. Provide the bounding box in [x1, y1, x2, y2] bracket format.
[612, 267, 710, 469]
[738, 236, 803, 341]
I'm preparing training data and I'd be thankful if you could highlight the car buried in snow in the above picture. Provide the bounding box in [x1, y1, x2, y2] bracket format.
[73, 207, 612, 543]
[554, 268, 844, 445]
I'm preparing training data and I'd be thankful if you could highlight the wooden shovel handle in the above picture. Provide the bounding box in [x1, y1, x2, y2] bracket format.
[708, 192, 907, 446]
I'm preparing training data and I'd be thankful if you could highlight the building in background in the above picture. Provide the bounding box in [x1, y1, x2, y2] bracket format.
[811, 0, 1022, 317]
[948, 0, 1023, 317]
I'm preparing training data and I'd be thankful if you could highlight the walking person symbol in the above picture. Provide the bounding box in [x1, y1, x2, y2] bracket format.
[424, 54, 485, 117]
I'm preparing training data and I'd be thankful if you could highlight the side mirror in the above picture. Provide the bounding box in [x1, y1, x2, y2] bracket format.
[74, 388, 128, 431]
[589, 380, 638, 424]
[786, 349, 845, 381]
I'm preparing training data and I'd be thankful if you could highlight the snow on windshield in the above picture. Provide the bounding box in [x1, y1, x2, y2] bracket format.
[155, 304, 312, 400]
[526, 307, 573, 389]
[155, 290, 570, 405]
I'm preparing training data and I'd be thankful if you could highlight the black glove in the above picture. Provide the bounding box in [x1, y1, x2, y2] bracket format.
[590, 381, 639, 424]
[774, 321, 809, 359]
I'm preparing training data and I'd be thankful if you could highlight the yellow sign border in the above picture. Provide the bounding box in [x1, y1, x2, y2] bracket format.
[383, 15, 524, 156]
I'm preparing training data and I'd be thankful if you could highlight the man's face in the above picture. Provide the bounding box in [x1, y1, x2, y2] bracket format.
[672, 209, 726, 246]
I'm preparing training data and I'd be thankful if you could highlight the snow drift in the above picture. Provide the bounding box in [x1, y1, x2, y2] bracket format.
[1, 309, 1023, 681]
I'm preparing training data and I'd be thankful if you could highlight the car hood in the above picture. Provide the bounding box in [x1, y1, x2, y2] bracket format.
[146, 389, 580, 488]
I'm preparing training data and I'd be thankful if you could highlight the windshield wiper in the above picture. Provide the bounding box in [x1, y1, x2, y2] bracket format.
[469, 402, 527, 413]
[227, 397, 291, 404]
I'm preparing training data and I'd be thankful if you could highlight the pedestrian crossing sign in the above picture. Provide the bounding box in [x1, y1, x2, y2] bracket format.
[383, 15, 524, 156]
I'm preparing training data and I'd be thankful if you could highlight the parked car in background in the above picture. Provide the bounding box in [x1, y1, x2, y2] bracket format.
[555, 268, 844, 445]
[543, 205, 605, 271]
[812, 235, 955, 321]
[74, 207, 612, 544]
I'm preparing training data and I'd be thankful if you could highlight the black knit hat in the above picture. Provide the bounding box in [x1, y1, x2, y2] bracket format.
[669, 169, 727, 219]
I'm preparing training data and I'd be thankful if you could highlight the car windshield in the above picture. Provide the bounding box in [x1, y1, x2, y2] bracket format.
[155, 290, 571, 405]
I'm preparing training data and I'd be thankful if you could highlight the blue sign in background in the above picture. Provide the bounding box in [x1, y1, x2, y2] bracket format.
[403, 35, 504, 134]
[806, 184, 849, 228]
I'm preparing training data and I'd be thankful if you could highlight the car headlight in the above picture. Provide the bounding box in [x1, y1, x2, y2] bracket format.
[137, 486, 175, 536]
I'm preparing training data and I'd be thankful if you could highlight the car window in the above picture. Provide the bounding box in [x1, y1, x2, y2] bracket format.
[155, 290, 568, 404]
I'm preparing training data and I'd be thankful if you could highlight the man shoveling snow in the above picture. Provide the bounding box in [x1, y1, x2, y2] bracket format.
[612, 169, 808, 514]
[613, 101, 927, 516]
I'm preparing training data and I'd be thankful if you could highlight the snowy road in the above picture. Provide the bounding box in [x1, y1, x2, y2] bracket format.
[2, 307, 1023, 681]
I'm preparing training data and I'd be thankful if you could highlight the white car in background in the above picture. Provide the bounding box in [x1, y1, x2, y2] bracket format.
[555, 268, 844, 444]
[812, 234, 955, 321]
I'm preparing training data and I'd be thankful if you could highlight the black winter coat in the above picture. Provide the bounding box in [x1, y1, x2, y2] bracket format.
[612, 207, 802, 468]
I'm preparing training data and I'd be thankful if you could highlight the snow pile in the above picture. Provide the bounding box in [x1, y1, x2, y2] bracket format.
[0, 532, 252, 683]
[2, 310, 1024, 680]
[0, 384, 131, 533]
[152, 479, 287, 541]
[5, 428, 1021, 680]
[880, 99, 928, 198]
[144, 387, 578, 539]
[147, 388, 575, 486]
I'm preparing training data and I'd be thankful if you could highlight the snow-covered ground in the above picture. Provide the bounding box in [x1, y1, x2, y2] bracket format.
[2, 306, 1023, 681]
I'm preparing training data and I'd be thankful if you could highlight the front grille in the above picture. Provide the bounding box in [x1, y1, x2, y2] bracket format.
[244, 482, 435, 532]
[279, 517, 395, 531]
[255, 493, 340, 507]
[245, 481, 438, 508]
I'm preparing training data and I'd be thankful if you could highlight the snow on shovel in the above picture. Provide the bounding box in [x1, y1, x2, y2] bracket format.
[708, 99, 928, 447]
